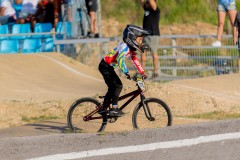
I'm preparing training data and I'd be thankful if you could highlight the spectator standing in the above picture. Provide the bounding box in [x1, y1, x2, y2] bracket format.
[85, 0, 99, 38]
[66, 0, 72, 22]
[69, 0, 88, 38]
[233, 11, 240, 72]
[139, 0, 160, 78]
[0, 0, 16, 25]
[212, 0, 237, 47]
[75, 0, 88, 37]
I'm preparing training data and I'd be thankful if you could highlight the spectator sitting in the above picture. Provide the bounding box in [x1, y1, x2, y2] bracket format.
[35, 0, 59, 28]
[0, 0, 16, 25]
[15, 0, 40, 31]
[44, 0, 58, 28]
[53, 0, 61, 28]
[56, 0, 63, 21]
[31, 1, 48, 31]
[34, 0, 48, 23]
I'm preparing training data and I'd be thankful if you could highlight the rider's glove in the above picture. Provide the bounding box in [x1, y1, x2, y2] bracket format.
[142, 74, 147, 80]
[125, 73, 131, 80]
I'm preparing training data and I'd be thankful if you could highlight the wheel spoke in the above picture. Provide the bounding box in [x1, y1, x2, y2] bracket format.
[133, 98, 172, 129]
[67, 98, 107, 133]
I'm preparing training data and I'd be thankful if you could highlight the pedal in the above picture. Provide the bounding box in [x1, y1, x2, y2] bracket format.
[99, 96, 105, 99]
[108, 117, 118, 123]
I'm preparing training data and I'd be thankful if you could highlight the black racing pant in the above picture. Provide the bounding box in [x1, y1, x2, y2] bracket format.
[98, 59, 123, 106]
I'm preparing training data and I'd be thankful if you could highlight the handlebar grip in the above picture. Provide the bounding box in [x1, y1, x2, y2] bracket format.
[142, 75, 147, 80]
[132, 77, 137, 81]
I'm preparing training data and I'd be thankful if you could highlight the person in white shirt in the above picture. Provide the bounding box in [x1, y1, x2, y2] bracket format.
[0, 0, 16, 24]
[16, 0, 40, 24]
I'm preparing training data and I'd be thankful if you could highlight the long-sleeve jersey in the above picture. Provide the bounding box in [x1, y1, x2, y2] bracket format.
[103, 42, 144, 75]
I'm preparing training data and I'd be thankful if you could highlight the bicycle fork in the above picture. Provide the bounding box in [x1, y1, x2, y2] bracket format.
[141, 94, 155, 121]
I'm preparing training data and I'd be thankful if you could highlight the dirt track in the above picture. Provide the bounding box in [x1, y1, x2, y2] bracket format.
[0, 53, 239, 130]
[0, 53, 106, 128]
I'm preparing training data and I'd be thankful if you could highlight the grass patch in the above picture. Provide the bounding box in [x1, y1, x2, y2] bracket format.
[63, 128, 74, 134]
[21, 115, 59, 123]
[63, 128, 86, 134]
[182, 111, 240, 120]
[101, 0, 219, 25]
[97, 131, 110, 136]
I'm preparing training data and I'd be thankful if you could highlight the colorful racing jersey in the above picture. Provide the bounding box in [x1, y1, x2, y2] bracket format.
[103, 42, 144, 75]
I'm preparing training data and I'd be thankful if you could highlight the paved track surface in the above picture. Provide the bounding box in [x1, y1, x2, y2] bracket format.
[0, 119, 239, 160]
[0, 119, 67, 139]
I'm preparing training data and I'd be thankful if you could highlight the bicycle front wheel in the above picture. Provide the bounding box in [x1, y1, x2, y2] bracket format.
[132, 98, 172, 130]
[67, 98, 107, 133]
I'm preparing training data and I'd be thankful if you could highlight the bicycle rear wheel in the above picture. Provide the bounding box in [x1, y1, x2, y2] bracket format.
[132, 98, 172, 129]
[67, 98, 107, 133]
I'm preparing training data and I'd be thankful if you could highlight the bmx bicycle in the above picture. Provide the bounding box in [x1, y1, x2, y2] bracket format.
[67, 75, 172, 133]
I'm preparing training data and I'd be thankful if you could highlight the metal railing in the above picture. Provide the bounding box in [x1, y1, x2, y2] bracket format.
[0, 32, 56, 53]
[155, 35, 239, 81]
[53, 34, 240, 81]
[1, 31, 239, 81]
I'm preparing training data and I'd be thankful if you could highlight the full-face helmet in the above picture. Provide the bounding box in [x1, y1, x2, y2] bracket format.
[122, 24, 152, 53]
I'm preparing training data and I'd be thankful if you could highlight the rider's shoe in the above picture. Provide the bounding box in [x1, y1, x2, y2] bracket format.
[109, 108, 125, 117]
[97, 106, 108, 115]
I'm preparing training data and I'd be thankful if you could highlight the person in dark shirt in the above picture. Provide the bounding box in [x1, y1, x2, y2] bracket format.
[57, 0, 63, 21]
[233, 11, 240, 72]
[139, 0, 160, 78]
[44, 0, 55, 27]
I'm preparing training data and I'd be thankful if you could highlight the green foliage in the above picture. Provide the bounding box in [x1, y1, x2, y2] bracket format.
[101, 0, 220, 25]
[182, 111, 240, 120]
[101, 0, 142, 24]
[22, 115, 59, 122]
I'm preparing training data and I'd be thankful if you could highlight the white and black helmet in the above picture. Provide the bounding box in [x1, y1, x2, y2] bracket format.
[122, 24, 152, 53]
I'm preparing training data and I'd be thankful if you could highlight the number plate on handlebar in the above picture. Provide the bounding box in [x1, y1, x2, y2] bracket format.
[137, 81, 145, 90]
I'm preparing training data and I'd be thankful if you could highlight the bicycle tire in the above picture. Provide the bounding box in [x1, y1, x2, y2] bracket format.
[67, 97, 107, 133]
[132, 98, 172, 130]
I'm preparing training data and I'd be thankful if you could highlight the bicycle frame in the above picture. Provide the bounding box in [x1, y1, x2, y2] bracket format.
[118, 87, 143, 110]
[83, 81, 153, 121]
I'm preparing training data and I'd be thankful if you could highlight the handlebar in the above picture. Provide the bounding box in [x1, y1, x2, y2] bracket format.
[132, 75, 147, 82]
